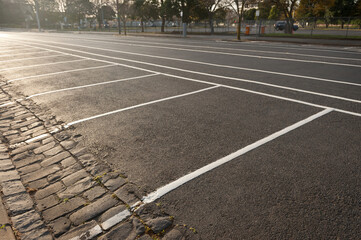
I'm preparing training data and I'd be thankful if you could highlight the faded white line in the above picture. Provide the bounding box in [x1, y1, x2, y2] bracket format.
[0, 50, 49, 57]
[0, 59, 87, 72]
[142, 108, 333, 203]
[15, 37, 361, 87]
[69, 224, 102, 240]
[26, 73, 159, 98]
[101, 209, 131, 230]
[20, 40, 361, 103]
[0, 54, 65, 63]
[0, 47, 30, 53]
[65, 86, 220, 126]
[13, 40, 361, 116]
[7, 64, 116, 83]
[75, 37, 361, 64]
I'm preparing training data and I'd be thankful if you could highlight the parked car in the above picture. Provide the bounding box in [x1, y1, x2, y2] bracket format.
[274, 21, 299, 31]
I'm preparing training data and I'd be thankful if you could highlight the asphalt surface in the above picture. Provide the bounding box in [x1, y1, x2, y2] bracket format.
[0, 32, 360, 239]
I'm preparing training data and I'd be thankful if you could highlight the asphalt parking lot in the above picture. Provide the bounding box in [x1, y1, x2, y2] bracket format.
[0, 32, 360, 239]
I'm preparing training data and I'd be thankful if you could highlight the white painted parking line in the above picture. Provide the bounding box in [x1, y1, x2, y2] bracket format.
[142, 108, 333, 203]
[7, 64, 116, 83]
[16, 37, 361, 87]
[26, 73, 159, 98]
[0, 59, 88, 72]
[98, 108, 334, 232]
[65, 86, 220, 127]
[0, 47, 30, 53]
[0, 54, 65, 63]
[0, 50, 50, 58]
[19, 40, 361, 104]
[13, 40, 361, 117]
[74, 37, 361, 63]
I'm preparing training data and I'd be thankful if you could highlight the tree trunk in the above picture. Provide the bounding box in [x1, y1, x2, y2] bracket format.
[237, 15, 241, 40]
[123, 20, 126, 35]
[141, 19, 144, 32]
[161, 16, 165, 33]
[209, 13, 214, 34]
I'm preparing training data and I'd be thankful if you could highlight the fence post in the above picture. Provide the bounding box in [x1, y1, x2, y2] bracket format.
[346, 17, 351, 38]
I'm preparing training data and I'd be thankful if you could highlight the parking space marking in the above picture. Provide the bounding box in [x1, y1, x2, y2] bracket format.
[0, 50, 50, 58]
[12, 40, 361, 117]
[18, 40, 361, 104]
[64, 86, 220, 127]
[74, 37, 361, 63]
[0, 54, 65, 63]
[0, 59, 88, 72]
[7, 64, 116, 83]
[17, 37, 361, 87]
[0, 47, 30, 53]
[141, 108, 333, 204]
[26, 73, 159, 98]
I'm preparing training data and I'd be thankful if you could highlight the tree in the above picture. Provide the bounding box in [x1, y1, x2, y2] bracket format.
[271, 0, 298, 33]
[196, 0, 225, 34]
[258, 0, 273, 19]
[133, 0, 159, 32]
[65, 0, 94, 25]
[330, 0, 355, 28]
[96, 5, 115, 27]
[244, 8, 256, 20]
[268, 5, 280, 19]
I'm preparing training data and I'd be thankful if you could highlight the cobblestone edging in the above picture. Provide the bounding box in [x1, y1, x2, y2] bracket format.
[0, 83, 198, 239]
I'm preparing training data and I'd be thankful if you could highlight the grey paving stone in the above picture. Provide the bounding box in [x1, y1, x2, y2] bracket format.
[0, 195, 10, 224]
[135, 203, 166, 221]
[13, 155, 43, 168]
[78, 154, 97, 167]
[3, 130, 18, 136]
[62, 169, 88, 187]
[146, 217, 173, 234]
[60, 157, 77, 168]
[6, 134, 20, 140]
[104, 177, 127, 191]
[41, 152, 70, 167]
[69, 146, 88, 157]
[0, 160, 14, 171]
[0, 170, 20, 183]
[69, 195, 118, 225]
[22, 165, 60, 183]
[17, 163, 41, 175]
[50, 217, 71, 237]
[83, 186, 106, 202]
[1, 180, 26, 196]
[57, 220, 101, 240]
[27, 178, 49, 190]
[10, 142, 41, 156]
[42, 197, 85, 221]
[4, 193, 33, 215]
[87, 164, 110, 176]
[60, 140, 77, 150]
[114, 183, 142, 206]
[43, 145, 63, 157]
[138, 235, 153, 240]
[98, 221, 134, 240]
[36, 194, 60, 211]
[28, 121, 42, 130]
[11, 210, 43, 233]
[58, 177, 94, 199]
[9, 135, 30, 144]
[11, 118, 38, 129]
[47, 163, 82, 184]
[21, 228, 52, 240]
[163, 228, 185, 240]
[0, 153, 9, 159]
[21, 126, 45, 138]
[12, 151, 31, 162]
[42, 137, 54, 145]
[35, 181, 65, 200]
[33, 141, 56, 154]
[99, 204, 128, 223]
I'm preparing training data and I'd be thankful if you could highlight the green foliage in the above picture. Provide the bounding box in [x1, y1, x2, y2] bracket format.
[268, 5, 279, 20]
[65, 0, 94, 24]
[244, 8, 256, 20]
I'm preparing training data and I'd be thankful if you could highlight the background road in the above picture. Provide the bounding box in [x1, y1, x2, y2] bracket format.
[1, 32, 360, 239]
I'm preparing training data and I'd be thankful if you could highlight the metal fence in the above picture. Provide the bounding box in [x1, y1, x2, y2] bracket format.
[1, 17, 361, 38]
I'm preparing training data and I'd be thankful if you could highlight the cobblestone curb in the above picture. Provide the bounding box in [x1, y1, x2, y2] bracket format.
[0, 81, 198, 239]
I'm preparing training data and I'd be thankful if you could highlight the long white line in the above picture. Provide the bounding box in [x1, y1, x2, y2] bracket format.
[11, 40, 361, 117]
[142, 108, 333, 203]
[14, 37, 361, 87]
[29, 34, 361, 62]
[0, 50, 49, 57]
[18, 40, 361, 103]
[0, 47, 29, 53]
[0, 54, 65, 63]
[26, 73, 159, 98]
[0, 59, 87, 72]
[65, 86, 220, 127]
[7, 64, 116, 83]
[70, 37, 361, 65]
